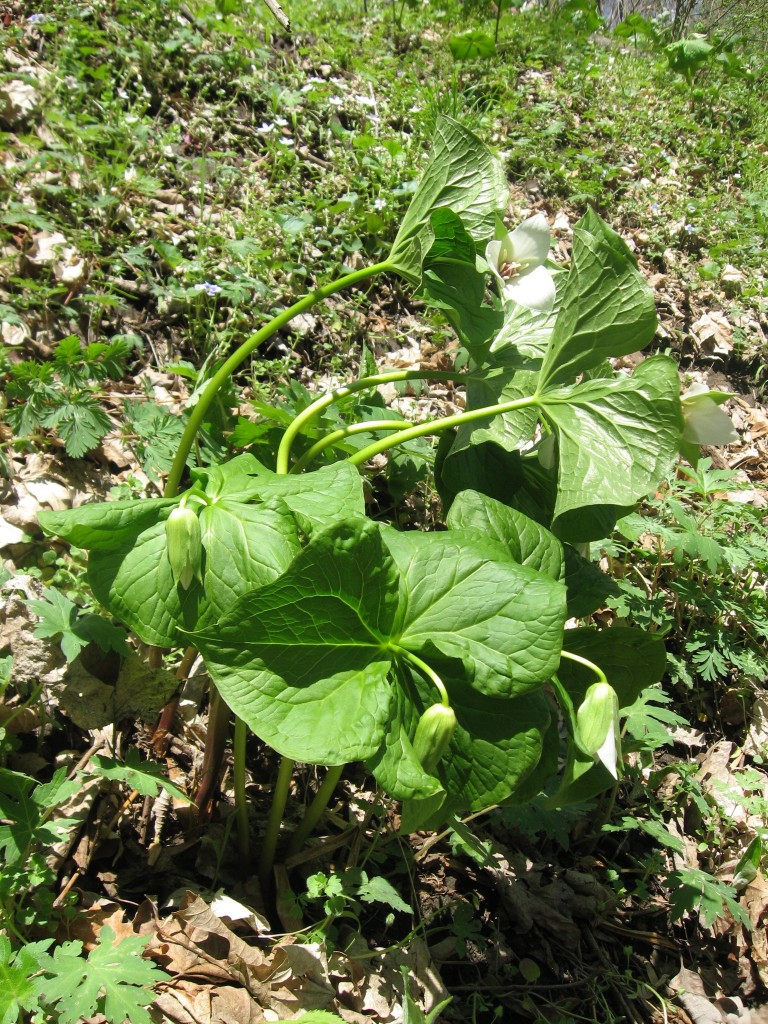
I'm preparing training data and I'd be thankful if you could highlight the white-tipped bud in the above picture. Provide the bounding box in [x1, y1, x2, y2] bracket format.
[576, 681, 621, 779]
[165, 506, 202, 590]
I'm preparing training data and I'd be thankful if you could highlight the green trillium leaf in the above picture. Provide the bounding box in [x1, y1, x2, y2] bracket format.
[538, 210, 658, 390]
[38, 496, 177, 552]
[382, 527, 566, 697]
[439, 662, 552, 816]
[193, 456, 366, 534]
[446, 489, 564, 581]
[88, 498, 300, 647]
[388, 116, 507, 285]
[540, 356, 684, 541]
[186, 520, 399, 764]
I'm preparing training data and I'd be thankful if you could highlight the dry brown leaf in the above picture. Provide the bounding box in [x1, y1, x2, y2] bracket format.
[154, 979, 265, 1024]
[742, 872, 768, 987]
[691, 312, 733, 358]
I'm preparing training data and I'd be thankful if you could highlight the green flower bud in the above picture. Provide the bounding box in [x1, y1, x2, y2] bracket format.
[412, 703, 456, 774]
[165, 505, 202, 590]
[576, 681, 621, 780]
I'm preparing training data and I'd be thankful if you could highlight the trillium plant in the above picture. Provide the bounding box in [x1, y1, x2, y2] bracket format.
[39, 119, 713, 889]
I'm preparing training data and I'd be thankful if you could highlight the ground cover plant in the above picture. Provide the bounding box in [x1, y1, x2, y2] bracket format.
[1, 1, 768, 1023]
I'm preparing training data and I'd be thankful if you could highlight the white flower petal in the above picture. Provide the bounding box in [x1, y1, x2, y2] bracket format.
[683, 398, 738, 445]
[503, 264, 556, 312]
[507, 213, 551, 267]
[595, 727, 619, 780]
[485, 238, 503, 269]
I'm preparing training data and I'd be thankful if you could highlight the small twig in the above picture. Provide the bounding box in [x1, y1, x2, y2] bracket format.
[262, 0, 290, 30]
[53, 868, 83, 909]
[66, 736, 107, 781]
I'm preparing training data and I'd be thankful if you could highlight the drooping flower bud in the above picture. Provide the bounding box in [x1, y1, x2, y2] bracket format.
[576, 681, 621, 780]
[165, 505, 202, 590]
[412, 703, 456, 774]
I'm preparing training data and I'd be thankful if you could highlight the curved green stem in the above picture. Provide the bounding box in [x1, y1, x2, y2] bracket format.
[276, 369, 464, 474]
[291, 420, 411, 474]
[287, 764, 345, 856]
[347, 393, 540, 467]
[395, 647, 449, 706]
[233, 717, 249, 867]
[560, 650, 609, 687]
[164, 260, 394, 497]
[259, 756, 295, 894]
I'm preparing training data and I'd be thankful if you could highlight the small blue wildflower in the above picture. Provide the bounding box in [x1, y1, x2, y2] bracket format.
[27, 12, 46, 23]
[684, 223, 696, 235]
[194, 282, 222, 297]
[650, 202, 661, 214]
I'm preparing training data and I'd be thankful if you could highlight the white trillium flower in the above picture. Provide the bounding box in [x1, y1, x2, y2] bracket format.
[681, 383, 738, 446]
[485, 213, 556, 312]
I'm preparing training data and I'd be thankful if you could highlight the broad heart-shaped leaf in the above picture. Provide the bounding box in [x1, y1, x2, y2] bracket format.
[551, 626, 667, 804]
[387, 116, 507, 285]
[38, 495, 177, 552]
[448, 360, 540, 461]
[192, 455, 366, 534]
[540, 356, 684, 542]
[371, 657, 552, 827]
[365, 662, 445, 804]
[445, 489, 564, 582]
[185, 519, 400, 764]
[538, 210, 658, 390]
[88, 498, 300, 647]
[382, 527, 566, 698]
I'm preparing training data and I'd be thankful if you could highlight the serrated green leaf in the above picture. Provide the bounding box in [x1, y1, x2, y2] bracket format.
[0, 936, 46, 1024]
[448, 29, 497, 59]
[35, 927, 167, 1024]
[42, 393, 112, 458]
[27, 588, 89, 662]
[357, 874, 412, 913]
[92, 749, 190, 802]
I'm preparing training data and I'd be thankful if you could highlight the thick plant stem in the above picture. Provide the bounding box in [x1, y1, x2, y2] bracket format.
[347, 393, 540, 466]
[233, 717, 249, 866]
[287, 764, 345, 857]
[259, 756, 295, 894]
[164, 260, 393, 498]
[276, 369, 463, 474]
[290, 420, 411, 474]
[193, 686, 230, 816]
